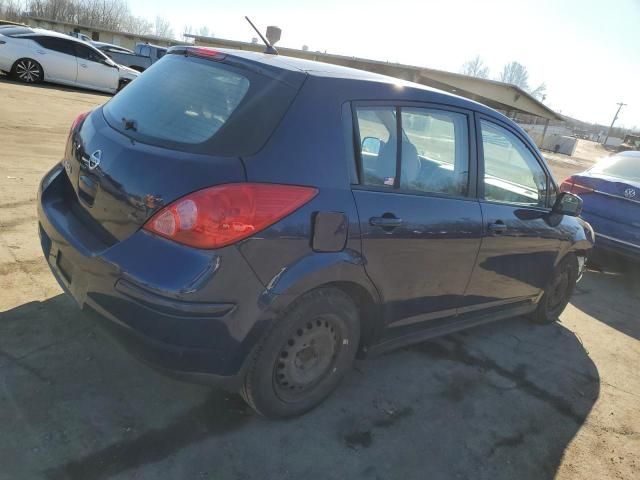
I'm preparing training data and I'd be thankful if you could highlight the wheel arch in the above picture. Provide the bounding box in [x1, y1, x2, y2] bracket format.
[257, 251, 383, 356]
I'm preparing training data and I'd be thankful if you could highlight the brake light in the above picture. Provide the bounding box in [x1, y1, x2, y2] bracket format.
[559, 177, 574, 192]
[68, 111, 90, 138]
[186, 47, 226, 61]
[143, 183, 318, 249]
[560, 176, 593, 195]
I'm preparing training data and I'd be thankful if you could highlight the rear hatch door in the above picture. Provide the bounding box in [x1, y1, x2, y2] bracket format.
[64, 49, 305, 243]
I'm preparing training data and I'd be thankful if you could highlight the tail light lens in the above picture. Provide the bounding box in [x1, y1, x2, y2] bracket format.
[143, 183, 318, 249]
[559, 177, 574, 192]
[560, 176, 593, 195]
[68, 111, 90, 138]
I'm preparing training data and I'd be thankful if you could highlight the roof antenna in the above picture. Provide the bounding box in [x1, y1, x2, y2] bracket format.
[245, 16, 278, 55]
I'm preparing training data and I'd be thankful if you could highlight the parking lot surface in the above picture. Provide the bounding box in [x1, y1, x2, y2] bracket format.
[1, 77, 638, 480]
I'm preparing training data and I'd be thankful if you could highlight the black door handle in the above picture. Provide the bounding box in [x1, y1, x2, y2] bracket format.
[488, 221, 507, 234]
[370, 216, 403, 229]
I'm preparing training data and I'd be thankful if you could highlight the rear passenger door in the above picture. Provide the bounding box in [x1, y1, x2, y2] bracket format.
[351, 103, 483, 336]
[463, 115, 564, 311]
[31, 36, 78, 84]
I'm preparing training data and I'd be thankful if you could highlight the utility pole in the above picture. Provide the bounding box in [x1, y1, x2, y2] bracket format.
[603, 102, 627, 146]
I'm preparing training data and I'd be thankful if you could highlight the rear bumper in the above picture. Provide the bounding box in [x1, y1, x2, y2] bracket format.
[37, 165, 272, 384]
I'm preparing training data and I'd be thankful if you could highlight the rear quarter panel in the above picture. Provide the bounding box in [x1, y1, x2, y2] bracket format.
[238, 76, 372, 298]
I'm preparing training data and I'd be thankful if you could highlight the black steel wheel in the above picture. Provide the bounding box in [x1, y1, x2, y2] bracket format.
[529, 255, 579, 324]
[241, 287, 360, 418]
[273, 315, 340, 402]
[12, 58, 43, 83]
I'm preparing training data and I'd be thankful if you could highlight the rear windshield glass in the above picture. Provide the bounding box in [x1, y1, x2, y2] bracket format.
[102, 54, 300, 155]
[591, 155, 640, 182]
[104, 56, 249, 145]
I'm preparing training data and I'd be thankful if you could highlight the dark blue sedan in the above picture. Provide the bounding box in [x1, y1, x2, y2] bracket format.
[37, 46, 593, 417]
[561, 151, 640, 261]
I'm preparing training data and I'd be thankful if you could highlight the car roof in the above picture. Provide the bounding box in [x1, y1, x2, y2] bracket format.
[217, 48, 499, 116]
[11, 28, 107, 51]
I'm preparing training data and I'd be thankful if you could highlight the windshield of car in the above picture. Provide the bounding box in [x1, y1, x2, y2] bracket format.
[591, 155, 640, 182]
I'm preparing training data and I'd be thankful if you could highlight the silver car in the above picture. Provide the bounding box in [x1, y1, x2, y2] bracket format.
[0, 26, 139, 93]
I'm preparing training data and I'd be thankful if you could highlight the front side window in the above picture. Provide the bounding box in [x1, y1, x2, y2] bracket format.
[481, 120, 547, 207]
[355, 106, 469, 197]
[75, 44, 107, 63]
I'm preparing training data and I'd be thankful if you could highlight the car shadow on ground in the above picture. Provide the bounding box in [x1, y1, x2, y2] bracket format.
[572, 258, 640, 340]
[0, 73, 112, 97]
[0, 294, 599, 480]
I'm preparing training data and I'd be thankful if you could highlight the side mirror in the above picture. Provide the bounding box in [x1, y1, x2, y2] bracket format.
[361, 137, 381, 155]
[553, 192, 583, 216]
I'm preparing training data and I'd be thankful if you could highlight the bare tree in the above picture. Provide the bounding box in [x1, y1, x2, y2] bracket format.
[122, 14, 152, 35]
[461, 55, 489, 79]
[0, 0, 25, 21]
[22, 0, 160, 36]
[498, 61, 547, 100]
[499, 61, 530, 89]
[529, 82, 547, 101]
[154, 15, 172, 38]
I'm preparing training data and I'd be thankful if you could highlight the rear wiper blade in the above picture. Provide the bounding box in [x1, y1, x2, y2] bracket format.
[122, 117, 137, 131]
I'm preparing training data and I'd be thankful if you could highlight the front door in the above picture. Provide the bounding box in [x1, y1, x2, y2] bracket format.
[351, 104, 483, 336]
[74, 43, 118, 92]
[463, 116, 564, 313]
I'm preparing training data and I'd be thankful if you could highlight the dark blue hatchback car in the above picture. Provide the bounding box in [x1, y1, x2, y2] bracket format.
[37, 46, 594, 417]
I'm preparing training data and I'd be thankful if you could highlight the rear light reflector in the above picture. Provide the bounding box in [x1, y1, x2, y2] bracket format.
[559, 178, 574, 192]
[560, 176, 593, 195]
[143, 183, 318, 249]
[68, 111, 90, 138]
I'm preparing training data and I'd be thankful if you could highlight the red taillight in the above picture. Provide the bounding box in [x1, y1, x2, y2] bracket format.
[143, 183, 318, 249]
[560, 176, 593, 195]
[186, 47, 226, 61]
[559, 177, 574, 192]
[69, 111, 90, 138]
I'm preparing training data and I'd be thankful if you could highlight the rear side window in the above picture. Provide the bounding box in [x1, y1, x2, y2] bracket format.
[102, 55, 299, 155]
[354, 106, 469, 197]
[32, 36, 75, 56]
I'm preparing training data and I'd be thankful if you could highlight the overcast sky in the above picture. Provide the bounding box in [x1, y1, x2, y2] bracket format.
[128, 0, 640, 129]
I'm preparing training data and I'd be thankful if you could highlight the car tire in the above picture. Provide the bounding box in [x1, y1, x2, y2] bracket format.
[529, 254, 579, 324]
[11, 58, 43, 84]
[241, 287, 360, 418]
